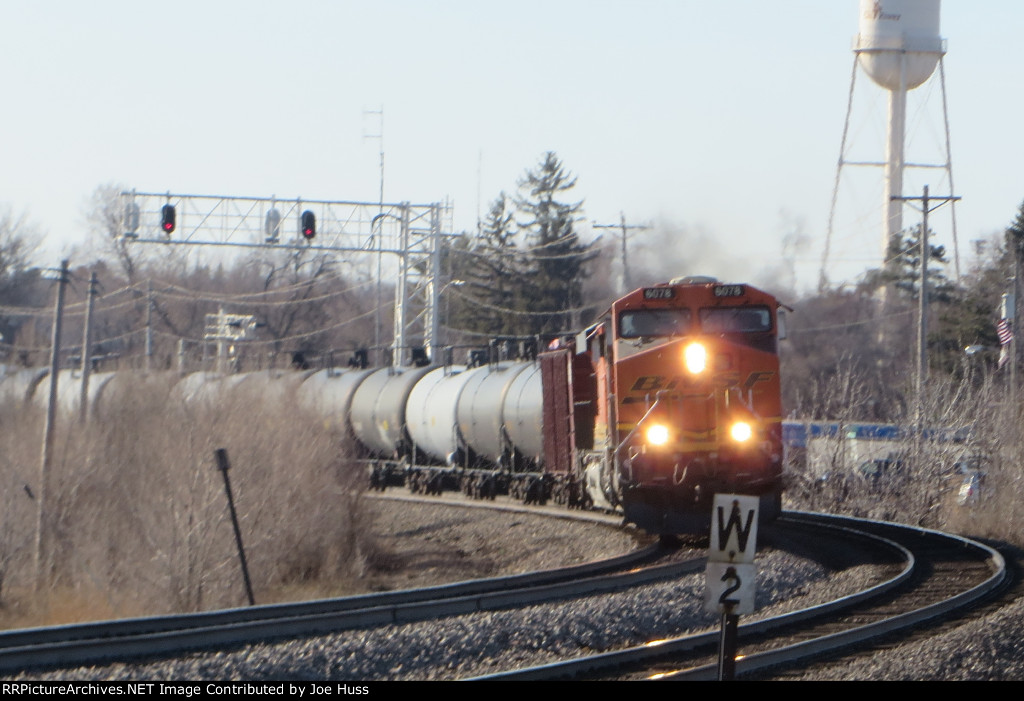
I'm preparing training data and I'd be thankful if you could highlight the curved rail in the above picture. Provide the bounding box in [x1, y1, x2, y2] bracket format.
[0, 502, 666, 675]
[469, 512, 1006, 681]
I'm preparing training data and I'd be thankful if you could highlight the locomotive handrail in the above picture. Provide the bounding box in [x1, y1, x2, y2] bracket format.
[614, 390, 669, 482]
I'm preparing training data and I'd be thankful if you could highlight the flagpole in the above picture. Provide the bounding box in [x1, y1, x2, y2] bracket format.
[998, 288, 1015, 402]
[1007, 249, 1015, 405]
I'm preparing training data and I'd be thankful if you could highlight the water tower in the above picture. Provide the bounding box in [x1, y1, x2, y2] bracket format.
[820, 0, 958, 289]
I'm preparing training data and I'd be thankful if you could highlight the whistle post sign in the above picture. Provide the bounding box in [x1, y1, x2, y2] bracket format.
[704, 494, 758, 615]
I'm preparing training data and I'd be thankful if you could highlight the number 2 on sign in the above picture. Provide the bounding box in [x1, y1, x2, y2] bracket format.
[719, 566, 741, 607]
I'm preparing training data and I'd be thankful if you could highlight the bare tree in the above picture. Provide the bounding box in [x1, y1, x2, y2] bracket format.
[84, 184, 139, 282]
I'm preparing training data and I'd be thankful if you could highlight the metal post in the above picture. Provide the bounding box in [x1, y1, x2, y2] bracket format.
[145, 279, 153, 372]
[365, 108, 385, 368]
[213, 448, 255, 606]
[217, 305, 226, 375]
[392, 204, 411, 367]
[717, 611, 739, 681]
[36, 259, 69, 585]
[425, 206, 442, 362]
[916, 185, 930, 431]
[370, 212, 387, 367]
[376, 226, 383, 366]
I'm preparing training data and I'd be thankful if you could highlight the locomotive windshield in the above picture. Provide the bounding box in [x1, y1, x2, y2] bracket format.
[619, 309, 692, 338]
[699, 306, 772, 333]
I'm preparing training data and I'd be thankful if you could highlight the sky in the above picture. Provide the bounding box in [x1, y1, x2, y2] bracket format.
[2, 0, 1023, 296]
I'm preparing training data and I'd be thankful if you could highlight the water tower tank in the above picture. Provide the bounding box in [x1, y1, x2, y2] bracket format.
[856, 0, 942, 90]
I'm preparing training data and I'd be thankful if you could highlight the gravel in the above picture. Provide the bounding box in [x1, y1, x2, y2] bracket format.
[5, 498, 1023, 681]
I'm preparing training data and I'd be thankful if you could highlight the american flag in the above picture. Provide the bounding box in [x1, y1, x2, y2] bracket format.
[997, 319, 1013, 347]
[998, 319, 1013, 370]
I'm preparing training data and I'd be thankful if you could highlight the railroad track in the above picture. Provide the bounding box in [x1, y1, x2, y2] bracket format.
[3, 507, 1006, 680]
[0, 504, 674, 676]
[471, 511, 1008, 681]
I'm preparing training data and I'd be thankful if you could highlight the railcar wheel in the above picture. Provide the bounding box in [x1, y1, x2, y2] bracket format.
[523, 477, 546, 506]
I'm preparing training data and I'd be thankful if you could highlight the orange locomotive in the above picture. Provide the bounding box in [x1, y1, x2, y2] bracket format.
[540, 276, 785, 534]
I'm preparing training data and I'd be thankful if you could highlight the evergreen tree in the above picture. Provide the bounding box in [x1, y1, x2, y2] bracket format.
[514, 152, 595, 335]
[452, 193, 526, 336]
[861, 223, 956, 303]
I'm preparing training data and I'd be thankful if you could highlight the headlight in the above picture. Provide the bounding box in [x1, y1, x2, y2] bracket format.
[683, 342, 706, 374]
[730, 421, 753, 443]
[646, 424, 670, 446]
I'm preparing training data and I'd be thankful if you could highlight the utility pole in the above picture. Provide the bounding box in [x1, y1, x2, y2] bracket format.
[36, 259, 69, 585]
[79, 271, 97, 424]
[891, 185, 960, 433]
[592, 213, 650, 294]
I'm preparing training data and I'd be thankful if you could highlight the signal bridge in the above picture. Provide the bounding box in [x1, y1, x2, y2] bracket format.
[120, 191, 455, 367]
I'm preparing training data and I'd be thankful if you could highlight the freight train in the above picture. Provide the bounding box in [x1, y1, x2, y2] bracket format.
[0, 276, 786, 536]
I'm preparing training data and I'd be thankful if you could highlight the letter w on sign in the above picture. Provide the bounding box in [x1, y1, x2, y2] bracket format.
[709, 494, 759, 565]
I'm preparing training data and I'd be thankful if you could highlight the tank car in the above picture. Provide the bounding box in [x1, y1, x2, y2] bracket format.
[401, 359, 544, 500]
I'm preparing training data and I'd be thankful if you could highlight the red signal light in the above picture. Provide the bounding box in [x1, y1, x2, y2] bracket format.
[300, 210, 316, 240]
[161, 204, 176, 234]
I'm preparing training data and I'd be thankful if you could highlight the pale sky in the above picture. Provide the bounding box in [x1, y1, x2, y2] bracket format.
[2, 1, 1022, 294]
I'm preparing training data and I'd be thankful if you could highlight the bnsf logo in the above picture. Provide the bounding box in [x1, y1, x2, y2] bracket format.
[630, 371, 775, 392]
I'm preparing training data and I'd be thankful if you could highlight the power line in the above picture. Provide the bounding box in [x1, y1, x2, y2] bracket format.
[593, 213, 651, 293]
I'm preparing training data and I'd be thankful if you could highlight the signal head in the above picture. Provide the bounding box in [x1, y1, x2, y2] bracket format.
[161, 204, 176, 234]
[300, 210, 316, 240]
[265, 207, 281, 243]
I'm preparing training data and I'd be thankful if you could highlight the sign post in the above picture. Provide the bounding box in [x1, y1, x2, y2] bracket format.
[704, 493, 759, 681]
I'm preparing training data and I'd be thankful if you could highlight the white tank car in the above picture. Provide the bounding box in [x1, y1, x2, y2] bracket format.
[455, 361, 536, 464]
[296, 367, 375, 437]
[405, 365, 483, 465]
[349, 366, 434, 457]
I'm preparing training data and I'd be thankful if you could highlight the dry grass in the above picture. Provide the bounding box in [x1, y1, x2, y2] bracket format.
[0, 373, 372, 627]
[784, 367, 1024, 547]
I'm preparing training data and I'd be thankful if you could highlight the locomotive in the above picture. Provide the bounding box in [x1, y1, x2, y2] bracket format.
[537, 275, 785, 533]
[0, 276, 785, 536]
